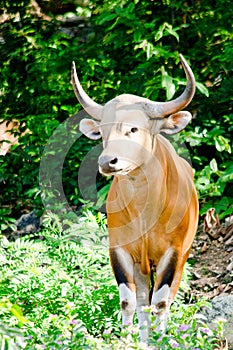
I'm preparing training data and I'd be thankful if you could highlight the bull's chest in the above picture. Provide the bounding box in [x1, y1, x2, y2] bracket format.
[106, 176, 167, 251]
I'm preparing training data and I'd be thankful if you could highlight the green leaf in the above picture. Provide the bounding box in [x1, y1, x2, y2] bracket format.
[96, 13, 117, 25]
[154, 23, 179, 42]
[165, 26, 179, 42]
[195, 176, 210, 191]
[210, 158, 218, 172]
[215, 135, 231, 153]
[126, 2, 135, 13]
[196, 82, 209, 97]
[154, 24, 165, 42]
[133, 30, 142, 42]
[161, 67, 176, 100]
[146, 42, 154, 60]
[107, 16, 121, 31]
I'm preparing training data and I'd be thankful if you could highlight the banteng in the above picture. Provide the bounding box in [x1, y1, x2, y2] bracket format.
[71, 54, 199, 342]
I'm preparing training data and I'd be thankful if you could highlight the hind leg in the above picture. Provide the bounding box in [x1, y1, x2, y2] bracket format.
[134, 263, 150, 342]
[151, 248, 187, 332]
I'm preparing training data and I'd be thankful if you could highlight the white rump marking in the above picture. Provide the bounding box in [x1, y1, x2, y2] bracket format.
[115, 247, 134, 275]
[156, 247, 174, 276]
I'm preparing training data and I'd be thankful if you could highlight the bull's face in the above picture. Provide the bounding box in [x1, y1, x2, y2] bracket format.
[81, 105, 153, 175]
[72, 54, 196, 176]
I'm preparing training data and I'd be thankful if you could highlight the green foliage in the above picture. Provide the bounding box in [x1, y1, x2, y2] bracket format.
[0, 5, 231, 349]
[149, 300, 224, 349]
[0, 213, 225, 348]
[0, 208, 17, 232]
[1, 0, 232, 224]
[175, 114, 233, 218]
[0, 211, 119, 339]
[88, 0, 233, 218]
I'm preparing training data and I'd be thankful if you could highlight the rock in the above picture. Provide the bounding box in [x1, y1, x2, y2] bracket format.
[202, 294, 233, 345]
[16, 211, 40, 234]
[227, 261, 233, 272]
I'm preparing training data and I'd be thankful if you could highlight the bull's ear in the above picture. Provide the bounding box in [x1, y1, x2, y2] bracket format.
[79, 118, 101, 140]
[160, 111, 192, 135]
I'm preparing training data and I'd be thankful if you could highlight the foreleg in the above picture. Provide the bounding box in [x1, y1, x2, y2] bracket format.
[110, 248, 136, 327]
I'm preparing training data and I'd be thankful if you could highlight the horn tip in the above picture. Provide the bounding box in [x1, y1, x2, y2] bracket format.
[179, 53, 186, 64]
[71, 61, 78, 83]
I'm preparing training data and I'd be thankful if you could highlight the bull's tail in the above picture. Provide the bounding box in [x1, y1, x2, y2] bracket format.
[149, 266, 155, 304]
[140, 236, 150, 275]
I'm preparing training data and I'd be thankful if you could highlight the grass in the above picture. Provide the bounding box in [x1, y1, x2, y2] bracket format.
[0, 210, 225, 349]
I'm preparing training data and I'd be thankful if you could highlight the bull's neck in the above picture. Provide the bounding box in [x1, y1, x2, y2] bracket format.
[107, 136, 167, 238]
[116, 135, 163, 185]
[113, 136, 166, 211]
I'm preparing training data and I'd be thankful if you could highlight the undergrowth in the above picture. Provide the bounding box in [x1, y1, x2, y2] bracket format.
[0, 211, 225, 349]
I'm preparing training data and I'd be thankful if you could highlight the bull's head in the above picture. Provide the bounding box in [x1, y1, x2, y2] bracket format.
[72, 54, 195, 176]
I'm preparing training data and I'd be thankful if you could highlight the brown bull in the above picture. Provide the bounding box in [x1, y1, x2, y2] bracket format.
[71, 54, 199, 342]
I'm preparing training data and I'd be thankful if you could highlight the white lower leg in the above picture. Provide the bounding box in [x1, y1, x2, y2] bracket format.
[151, 284, 170, 332]
[134, 264, 150, 343]
[137, 305, 150, 342]
[119, 283, 136, 326]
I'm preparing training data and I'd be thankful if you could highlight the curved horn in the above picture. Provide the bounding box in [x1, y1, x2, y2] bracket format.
[140, 54, 196, 118]
[71, 62, 103, 120]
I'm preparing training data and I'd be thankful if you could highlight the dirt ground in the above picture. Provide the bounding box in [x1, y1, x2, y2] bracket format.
[189, 209, 233, 300]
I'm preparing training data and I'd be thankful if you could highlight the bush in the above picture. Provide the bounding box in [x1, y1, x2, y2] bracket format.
[1, 0, 232, 223]
[0, 4, 231, 349]
[0, 212, 225, 349]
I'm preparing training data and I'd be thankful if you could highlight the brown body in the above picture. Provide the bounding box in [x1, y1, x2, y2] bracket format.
[71, 54, 199, 342]
[108, 134, 198, 298]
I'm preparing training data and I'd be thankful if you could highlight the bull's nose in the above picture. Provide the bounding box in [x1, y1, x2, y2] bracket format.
[98, 155, 118, 173]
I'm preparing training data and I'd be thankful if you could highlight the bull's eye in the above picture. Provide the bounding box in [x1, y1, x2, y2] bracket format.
[92, 131, 101, 136]
[130, 127, 138, 133]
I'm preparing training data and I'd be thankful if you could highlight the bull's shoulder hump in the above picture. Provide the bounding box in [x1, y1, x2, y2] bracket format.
[156, 134, 193, 174]
[156, 134, 177, 155]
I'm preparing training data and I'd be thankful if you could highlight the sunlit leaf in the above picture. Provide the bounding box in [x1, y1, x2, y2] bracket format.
[196, 82, 209, 97]
[161, 67, 176, 99]
[165, 26, 179, 42]
[210, 158, 218, 172]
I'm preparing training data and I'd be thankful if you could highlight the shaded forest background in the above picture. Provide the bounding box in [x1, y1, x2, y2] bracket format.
[0, 0, 232, 231]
